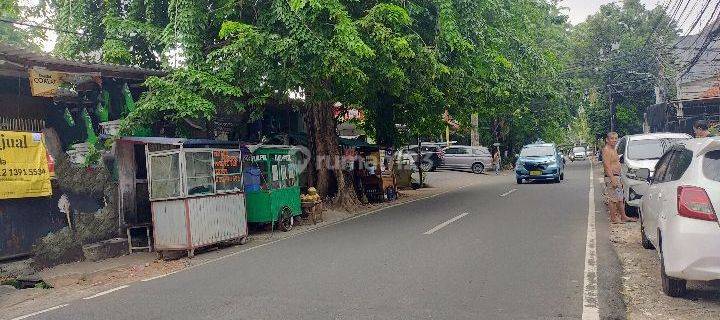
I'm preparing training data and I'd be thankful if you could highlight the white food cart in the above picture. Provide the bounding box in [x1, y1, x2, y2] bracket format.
[147, 145, 248, 257]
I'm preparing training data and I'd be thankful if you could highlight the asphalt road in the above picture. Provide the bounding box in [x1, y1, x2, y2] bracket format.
[25, 161, 625, 320]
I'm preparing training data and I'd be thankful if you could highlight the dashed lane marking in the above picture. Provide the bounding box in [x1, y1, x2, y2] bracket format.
[499, 188, 517, 197]
[82, 285, 130, 300]
[10, 304, 68, 320]
[423, 212, 471, 235]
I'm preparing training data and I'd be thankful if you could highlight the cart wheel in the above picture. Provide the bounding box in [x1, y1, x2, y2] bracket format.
[239, 236, 248, 245]
[278, 207, 294, 232]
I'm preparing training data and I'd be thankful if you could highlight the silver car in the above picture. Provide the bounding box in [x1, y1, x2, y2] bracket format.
[441, 145, 493, 174]
[617, 132, 691, 213]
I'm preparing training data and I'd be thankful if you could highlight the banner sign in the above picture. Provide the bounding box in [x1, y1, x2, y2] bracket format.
[28, 68, 102, 97]
[0, 131, 52, 199]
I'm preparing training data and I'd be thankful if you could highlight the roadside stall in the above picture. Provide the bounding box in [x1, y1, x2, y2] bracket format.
[146, 143, 249, 257]
[243, 145, 302, 232]
[355, 146, 397, 202]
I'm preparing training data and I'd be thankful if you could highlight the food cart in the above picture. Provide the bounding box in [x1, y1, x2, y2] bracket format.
[146, 144, 249, 257]
[355, 146, 397, 202]
[243, 145, 302, 231]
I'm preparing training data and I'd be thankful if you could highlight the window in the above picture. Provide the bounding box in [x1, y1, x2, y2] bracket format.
[473, 148, 489, 156]
[185, 151, 215, 195]
[149, 153, 181, 199]
[444, 147, 462, 155]
[521, 146, 555, 157]
[213, 150, 243, 192]
[626, 138, 686, 160]
[666, 148, 693, 182]
[703, 150, 720, 182]
[653, 150, 675, 183]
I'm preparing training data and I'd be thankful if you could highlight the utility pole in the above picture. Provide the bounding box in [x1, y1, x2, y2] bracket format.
[609, 89, 616, 132]
[470, 113, 479, 146]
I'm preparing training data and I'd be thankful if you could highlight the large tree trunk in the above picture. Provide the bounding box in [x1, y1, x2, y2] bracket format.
[305, 101, 359, 208]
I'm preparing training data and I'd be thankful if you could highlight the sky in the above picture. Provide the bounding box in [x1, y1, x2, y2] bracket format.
[562, 0, 663, 25]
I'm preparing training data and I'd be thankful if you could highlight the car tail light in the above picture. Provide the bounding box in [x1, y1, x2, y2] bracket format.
[677, 186, 717, 221]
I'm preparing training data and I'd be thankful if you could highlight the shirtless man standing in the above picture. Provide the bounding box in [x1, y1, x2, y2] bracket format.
[602, 132, 637, 224]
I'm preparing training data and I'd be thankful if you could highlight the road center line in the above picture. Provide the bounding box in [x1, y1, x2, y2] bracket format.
[10, 304, 69, 320]
[423, 212, 470, 235]
[82, 285, 129, 300]
[582, 166, 600, 320]
[499, 188, 517, 197]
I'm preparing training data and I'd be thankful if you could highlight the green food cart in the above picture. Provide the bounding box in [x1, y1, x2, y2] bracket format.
[243, 145, 302, 231]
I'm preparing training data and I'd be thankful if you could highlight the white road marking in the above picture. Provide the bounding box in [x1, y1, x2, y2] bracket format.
[183, 182, 481, 269]
[582, 166, 600, 320]
[423, 212, 471, 235]
[82, 285, 129, 300]
[499, 188, 517, 197]
[140, 271, 178, 282]
[10, 304, 68, 320]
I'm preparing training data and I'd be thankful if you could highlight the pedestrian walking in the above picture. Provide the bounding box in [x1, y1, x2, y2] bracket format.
[693, 120, 712, 138]
[493, 147, 501, 175]
[602, 132, 637, 224]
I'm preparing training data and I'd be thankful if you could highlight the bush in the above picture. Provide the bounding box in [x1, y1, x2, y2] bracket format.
[32, 227, 84, 269]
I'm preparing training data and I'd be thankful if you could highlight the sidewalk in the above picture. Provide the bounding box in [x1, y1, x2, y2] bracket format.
[1, 169, 494, 319]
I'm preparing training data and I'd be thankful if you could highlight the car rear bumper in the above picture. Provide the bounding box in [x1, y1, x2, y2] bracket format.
[516, 169, 560, 180]
[663, 219, 720, 281]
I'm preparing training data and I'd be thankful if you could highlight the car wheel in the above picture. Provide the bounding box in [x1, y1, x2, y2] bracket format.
[419, 161, 433, 172]
[471, 163, 484, 174]
[516, 178, 523, 184]
[639, 212, 654, 250]
[660, 242, 687, 297]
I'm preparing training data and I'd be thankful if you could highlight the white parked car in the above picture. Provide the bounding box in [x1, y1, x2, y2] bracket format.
[637, 137, 720, 297]
[617, 133, 692, 213]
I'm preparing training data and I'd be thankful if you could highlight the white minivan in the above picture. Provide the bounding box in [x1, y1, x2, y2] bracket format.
[617, 133, 692, 213]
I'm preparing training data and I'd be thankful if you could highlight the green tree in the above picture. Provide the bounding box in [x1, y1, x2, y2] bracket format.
[569, 0, 678, 138]
[0, 0, 44, 50]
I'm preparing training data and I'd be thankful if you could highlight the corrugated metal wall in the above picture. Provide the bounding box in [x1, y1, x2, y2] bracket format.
[152, 193, 247, 252]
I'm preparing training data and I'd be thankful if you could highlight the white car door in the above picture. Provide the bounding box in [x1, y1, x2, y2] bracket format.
[656, 147, 695, 233]
[643, 150, 675, 246]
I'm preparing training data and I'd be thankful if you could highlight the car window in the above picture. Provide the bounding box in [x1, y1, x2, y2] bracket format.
[665, 148, 693, 182]
[521, 146, 555, 157]
[444, 147, 461, 155]
[572, 147, 586, 153]
[653, 150, 674, 183]
[473, 149, 488, 156]
[626, 138, 686, 160]
[703, 150, 720, 182]
[458, 148, 470, 155]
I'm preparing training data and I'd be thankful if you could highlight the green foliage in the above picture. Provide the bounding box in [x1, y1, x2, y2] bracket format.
[569, 0, 678, 138]
[0, 0, 44, 50]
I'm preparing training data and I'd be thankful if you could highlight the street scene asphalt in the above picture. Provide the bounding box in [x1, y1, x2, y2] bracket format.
[14, 161, 624, 320]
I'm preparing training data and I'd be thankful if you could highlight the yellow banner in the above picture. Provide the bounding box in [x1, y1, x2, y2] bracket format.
[28, 68, 102, 97]
[28, 69, 62, 97]
[0, 131, 52, 199]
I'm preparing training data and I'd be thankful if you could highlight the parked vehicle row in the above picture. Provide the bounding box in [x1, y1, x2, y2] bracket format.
[631, 136, 720, 297]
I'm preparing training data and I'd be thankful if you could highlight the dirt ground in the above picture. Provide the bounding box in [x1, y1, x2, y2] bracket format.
[610, 222, 720, 319]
